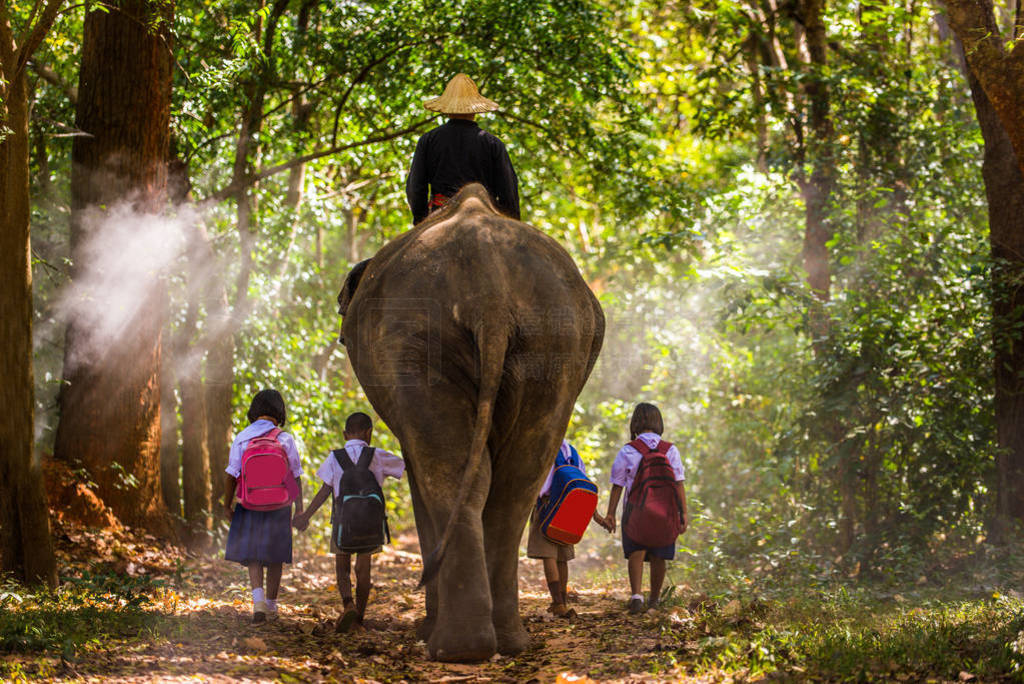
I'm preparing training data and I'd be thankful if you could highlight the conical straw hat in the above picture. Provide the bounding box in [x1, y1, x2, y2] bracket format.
[423, 74, 499, 114]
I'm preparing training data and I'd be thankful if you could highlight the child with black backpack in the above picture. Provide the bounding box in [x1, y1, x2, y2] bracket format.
[223, 389, 304, 624]
[292, 412, 404, 632]
[601, 403, 688, 615]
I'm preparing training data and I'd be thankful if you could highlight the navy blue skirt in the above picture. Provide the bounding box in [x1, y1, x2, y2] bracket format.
[225, 505, 293, 565]
[621, 527, 675, 561]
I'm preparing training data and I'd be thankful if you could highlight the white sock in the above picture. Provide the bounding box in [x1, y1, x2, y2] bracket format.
[265, 599, 277, 612]
[631, 594, 644, 602]
[252, 588, 265, 604]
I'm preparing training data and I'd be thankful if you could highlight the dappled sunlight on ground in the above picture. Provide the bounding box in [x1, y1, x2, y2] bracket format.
[6, 519, 1024, 681]
[4, 525, 708, 682]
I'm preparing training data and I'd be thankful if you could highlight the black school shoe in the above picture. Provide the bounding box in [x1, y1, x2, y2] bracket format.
[628, 597, 645, 614]
[336, 604, 360, 633]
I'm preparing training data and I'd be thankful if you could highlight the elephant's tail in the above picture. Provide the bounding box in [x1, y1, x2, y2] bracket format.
[419, 324, 508, 587]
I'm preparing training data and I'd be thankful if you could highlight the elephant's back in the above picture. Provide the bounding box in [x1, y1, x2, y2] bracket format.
[373, 189, 594, 316]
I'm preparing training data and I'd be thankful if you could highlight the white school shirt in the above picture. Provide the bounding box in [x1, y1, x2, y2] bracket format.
[610, 432, 685, 495]
[538, 440, 586, 497]
[225, 419, 303, 478]
[315, 439, 405, 497]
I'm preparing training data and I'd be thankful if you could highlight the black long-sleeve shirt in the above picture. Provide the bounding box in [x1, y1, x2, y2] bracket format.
[405, 119, 520, 224]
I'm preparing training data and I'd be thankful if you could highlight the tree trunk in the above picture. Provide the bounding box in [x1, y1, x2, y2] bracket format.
[964, 66, 1024, 534]
[793, 0, 853, 552]
[180, 371, 210, 543]
[0, 38, 58, 587]
[204, 329, 235, 481]
[946, 0, 1024, 180]
[159, 353, 181, 516]
[204, 0, 290, 479]
[54, 0, 174, 535]
[167, 156, 212, 544]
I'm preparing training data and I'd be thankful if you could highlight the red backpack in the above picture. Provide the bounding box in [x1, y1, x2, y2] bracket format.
[237, 428, 298, 511]
[623, 439, 683, 547]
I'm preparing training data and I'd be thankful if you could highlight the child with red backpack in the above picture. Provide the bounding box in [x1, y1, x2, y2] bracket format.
[292, 412, 404, 632]
[526, 439, 604, 619]
[223, 389, 304, 624]
[601, 403, 688, 615]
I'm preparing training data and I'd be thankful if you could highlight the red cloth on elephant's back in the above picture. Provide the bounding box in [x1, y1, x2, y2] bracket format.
[429, 193, 450, 212]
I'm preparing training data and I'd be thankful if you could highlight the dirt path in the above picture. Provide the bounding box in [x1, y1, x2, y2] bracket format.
[31, 532, 699, 682]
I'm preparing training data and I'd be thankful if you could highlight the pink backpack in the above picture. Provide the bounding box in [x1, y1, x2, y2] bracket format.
[236, 428, 299, 511]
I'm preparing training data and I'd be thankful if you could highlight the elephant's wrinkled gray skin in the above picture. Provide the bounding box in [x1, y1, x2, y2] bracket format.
[338, 184, 604, 662]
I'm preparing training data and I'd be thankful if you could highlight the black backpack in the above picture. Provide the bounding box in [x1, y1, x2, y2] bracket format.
[332, 446, 390, 553]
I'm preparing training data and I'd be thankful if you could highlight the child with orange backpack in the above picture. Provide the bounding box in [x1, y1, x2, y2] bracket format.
[601, 403, 688, 614]
[223, 389, 304, 624]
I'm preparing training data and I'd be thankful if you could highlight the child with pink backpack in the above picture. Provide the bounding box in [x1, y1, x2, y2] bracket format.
[223, 389, 304, 624]
[601, 403, 688, 615]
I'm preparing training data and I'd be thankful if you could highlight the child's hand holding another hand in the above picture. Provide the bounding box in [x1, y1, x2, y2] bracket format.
[292, 511, 309, 531]
[592, 511, 613, 533]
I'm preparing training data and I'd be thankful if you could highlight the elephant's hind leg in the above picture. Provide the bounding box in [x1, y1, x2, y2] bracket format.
[398, 402, 498, 662]
[427, 465, 497, 662]
[482, 493, 533, 655]
[405, 464, 439, 642]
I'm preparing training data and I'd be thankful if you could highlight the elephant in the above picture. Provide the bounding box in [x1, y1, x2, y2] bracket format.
[337, 183, 604, 662]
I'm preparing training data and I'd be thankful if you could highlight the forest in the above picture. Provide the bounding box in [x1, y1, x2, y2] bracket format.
[3, 0, 1024, 680]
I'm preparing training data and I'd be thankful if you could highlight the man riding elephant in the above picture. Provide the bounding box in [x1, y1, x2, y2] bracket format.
[405, 74, 520, 224]
[337, 184, 602, 662]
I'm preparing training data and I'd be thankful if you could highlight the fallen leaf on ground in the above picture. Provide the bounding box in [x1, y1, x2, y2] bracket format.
[242, 637, 267, 652]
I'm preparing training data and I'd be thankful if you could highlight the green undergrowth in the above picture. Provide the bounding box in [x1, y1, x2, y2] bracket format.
[655, 589, 1024, 681]
[0, 571, 164, 668]
[576, 532, 1024, 680]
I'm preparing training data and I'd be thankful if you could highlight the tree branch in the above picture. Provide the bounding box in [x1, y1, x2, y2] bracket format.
[14, 0, 64, 81]
[202, 119, 434, 204]
[0, 3, 18, 78]
[330, 40, 428, 147]
[27, 58, 77, 103]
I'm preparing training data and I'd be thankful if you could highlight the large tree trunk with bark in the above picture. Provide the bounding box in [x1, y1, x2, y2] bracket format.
[0, 28, 58, 586]
[54, 0, 174, 534]
[946, 0, 1024, 179]
[964, 68, 1024, 534]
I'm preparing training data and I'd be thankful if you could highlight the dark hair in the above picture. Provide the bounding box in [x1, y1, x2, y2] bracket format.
[629, 402, 664, 440]
[247, 389, 286, 426]
[344, 412, 373, 435]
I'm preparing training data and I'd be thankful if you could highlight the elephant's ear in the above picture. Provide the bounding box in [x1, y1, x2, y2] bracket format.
[337, 258, 371, 316]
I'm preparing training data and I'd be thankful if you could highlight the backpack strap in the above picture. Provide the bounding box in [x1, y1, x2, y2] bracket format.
[567, 444, 581, 467]
[332, 448, 356, 470]
[356, 445, 376, 470]
[251, 427, 282, 444]
[554, 442, 570, 467]
[628, 438, 651, 455]
[655, 440, 672, 454]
